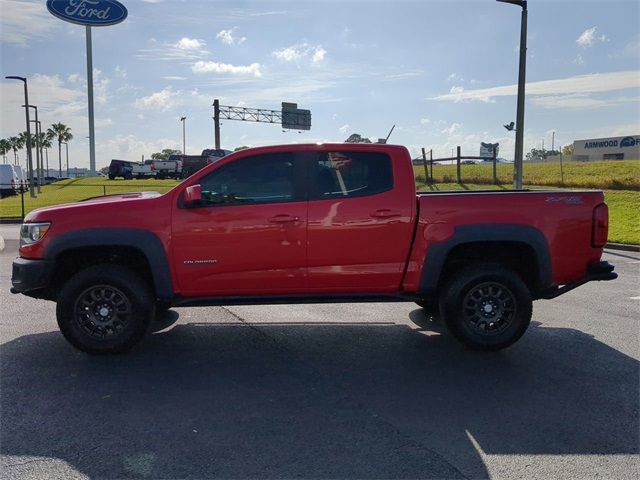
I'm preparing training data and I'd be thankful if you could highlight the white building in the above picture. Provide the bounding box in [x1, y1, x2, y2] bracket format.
[572, 135, 639, 161]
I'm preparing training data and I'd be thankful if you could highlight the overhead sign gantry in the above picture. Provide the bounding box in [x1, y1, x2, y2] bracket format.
[212, 99, 312, 149]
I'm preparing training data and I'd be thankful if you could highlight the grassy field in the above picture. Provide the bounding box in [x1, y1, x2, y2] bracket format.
[414, 159, 640, 190]
[1, 174, 638, 245]
[0, 177, 178, 218]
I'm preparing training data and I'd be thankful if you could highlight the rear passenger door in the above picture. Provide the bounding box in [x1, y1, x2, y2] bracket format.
[306, 150, 415, 292]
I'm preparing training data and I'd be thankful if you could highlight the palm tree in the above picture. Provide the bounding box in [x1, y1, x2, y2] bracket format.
[8, 136, 23, 165]
[0, 139, 10, 163]
[47, 123, 73, 177]
[35, 132, 53, 175]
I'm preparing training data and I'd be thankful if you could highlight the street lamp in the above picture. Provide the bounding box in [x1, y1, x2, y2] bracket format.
[24, 105, 43, 193]
[6, 75, 35, 197]
[62, 142, 69, 176]
[497, 0, 527, 189]
[180, 116, 186, 155]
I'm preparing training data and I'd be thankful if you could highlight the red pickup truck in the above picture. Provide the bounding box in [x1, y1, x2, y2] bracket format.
[11, 143, 616, 354]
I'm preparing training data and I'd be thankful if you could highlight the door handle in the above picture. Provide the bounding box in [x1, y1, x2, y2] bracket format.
[370, 209, 402, 218]
[268, 214, 300, 223]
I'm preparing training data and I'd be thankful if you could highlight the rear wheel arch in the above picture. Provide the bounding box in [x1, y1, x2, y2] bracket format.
[419, 224, 551, 299]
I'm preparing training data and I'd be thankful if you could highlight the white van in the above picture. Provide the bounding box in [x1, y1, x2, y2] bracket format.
[0, 164, 19, 198]
[13, 165, 27, 191]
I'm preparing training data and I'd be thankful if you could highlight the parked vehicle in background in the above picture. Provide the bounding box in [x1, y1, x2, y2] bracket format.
[0, 164, 20, 197]
[108, 159, 137, 180]
[152, 156, 183, 179]
[180, 151, 230, 179]
[201, 148, 232, 159]
[132, 160, 155, 179]
[13, 165, 27, 191]
[11, 143, 617, 354]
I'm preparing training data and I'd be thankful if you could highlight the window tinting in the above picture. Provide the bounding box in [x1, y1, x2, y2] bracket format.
[198, 153, 296, 206]
[313, 151, 393, 199]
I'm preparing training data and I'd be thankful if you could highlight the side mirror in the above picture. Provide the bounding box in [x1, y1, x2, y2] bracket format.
[184, 184, 202, 206]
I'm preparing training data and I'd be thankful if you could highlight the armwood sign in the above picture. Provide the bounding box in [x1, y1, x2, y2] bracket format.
[46, 0, 128, 27]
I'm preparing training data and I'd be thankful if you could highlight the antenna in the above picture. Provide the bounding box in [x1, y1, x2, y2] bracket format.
[385, 125, 396, 143]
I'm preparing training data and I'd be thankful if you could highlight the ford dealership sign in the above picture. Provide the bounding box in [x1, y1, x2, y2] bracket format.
[46, 0, 127, 27]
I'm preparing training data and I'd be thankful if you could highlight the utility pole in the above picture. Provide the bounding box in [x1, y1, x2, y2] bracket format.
[180, 116, 186, 154]
[497, 0, 528, 189]
[551, 131, 555, 152]
[213, 99, 220, 149]
[6, 76, 35, 197]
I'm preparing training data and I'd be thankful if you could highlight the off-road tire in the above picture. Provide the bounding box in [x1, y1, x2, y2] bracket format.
[56, 264, 155, 354]
[439, 264, 532, 351]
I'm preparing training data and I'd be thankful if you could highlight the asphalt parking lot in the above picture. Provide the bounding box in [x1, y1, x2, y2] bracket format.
[1, 225, 639, 479]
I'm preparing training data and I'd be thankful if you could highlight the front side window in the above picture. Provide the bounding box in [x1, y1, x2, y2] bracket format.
[198, 153, 296, 206]
[313, 151, 393, 199]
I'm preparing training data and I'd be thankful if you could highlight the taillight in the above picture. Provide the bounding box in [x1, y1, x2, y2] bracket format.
[592, 203, 609, 247]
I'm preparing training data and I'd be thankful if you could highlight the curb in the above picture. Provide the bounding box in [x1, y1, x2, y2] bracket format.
[605, 243, 640, 253]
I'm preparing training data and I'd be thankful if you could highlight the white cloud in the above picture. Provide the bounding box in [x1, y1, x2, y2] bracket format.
[216, 28, 246, 46]
[449, 86, 465, 94]
[175, 37, 206, 50]
[248, 10, 287, 17]
[312, 47, 327, 64]
[191, 61, 262, 77]
[573, 54, 584, 65]
[137, 38, 209, 61]
[420, 118, 431, 125]
[441, 122, 462, 135]
[134, 89, 178, 111]
[93, 69, 110, 105]
[67, 73, 81, 83]
[114, 66, 127, 79]
[430, 71, 640, 103]
[576, 27, 608, 47]
[0, 0, 59, 47]
[162, 76, 187, 81]
[447, 73, 464, 82]
[273, 44, 327, 64]
[339, 124, 351, 134]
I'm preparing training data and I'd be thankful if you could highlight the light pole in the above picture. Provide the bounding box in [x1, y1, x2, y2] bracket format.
[24, 105, 43, 193]
[180, 116, 186, 155]
[497, 0, 527, 189]
[62, 142, 69, 176]
[6, 75, 35, 197]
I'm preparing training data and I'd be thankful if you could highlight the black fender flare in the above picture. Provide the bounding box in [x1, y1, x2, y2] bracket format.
[44, 228, 173, 301]
[418, 224, 552, 296]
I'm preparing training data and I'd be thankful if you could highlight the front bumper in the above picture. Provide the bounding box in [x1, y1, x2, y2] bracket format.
[541, 261, 617, 299]
[11, 257, 55, 294]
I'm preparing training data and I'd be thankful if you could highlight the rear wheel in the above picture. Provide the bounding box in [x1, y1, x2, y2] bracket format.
[56, 265, 155, 354]
[440, 264, 532, 351]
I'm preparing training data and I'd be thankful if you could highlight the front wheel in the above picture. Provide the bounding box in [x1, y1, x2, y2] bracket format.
[56, 265, 155, 354]
[440, 264, 532, 351]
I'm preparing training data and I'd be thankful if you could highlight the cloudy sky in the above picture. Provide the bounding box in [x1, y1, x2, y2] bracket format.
[1, 0, 639, 169]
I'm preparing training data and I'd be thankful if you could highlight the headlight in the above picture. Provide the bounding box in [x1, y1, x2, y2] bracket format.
[20, 222, 51, 246]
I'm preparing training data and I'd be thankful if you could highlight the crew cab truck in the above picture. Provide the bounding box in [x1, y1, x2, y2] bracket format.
[11, 144, 616, 354]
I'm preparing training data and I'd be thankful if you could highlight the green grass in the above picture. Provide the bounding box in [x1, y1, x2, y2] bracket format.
[416, 182, 639, 245]
[414, 159, 640, 190]
[0, 177, 179, 218]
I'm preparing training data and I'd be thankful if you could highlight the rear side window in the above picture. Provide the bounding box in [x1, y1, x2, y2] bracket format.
[312, 151, 393, 199]
[198, 153, 298, 206]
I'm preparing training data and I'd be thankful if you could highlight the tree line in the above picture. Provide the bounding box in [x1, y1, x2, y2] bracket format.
[0, 123, 73, 176]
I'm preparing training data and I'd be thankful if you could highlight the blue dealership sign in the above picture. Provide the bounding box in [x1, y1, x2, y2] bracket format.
[46, 0, 128, 27]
